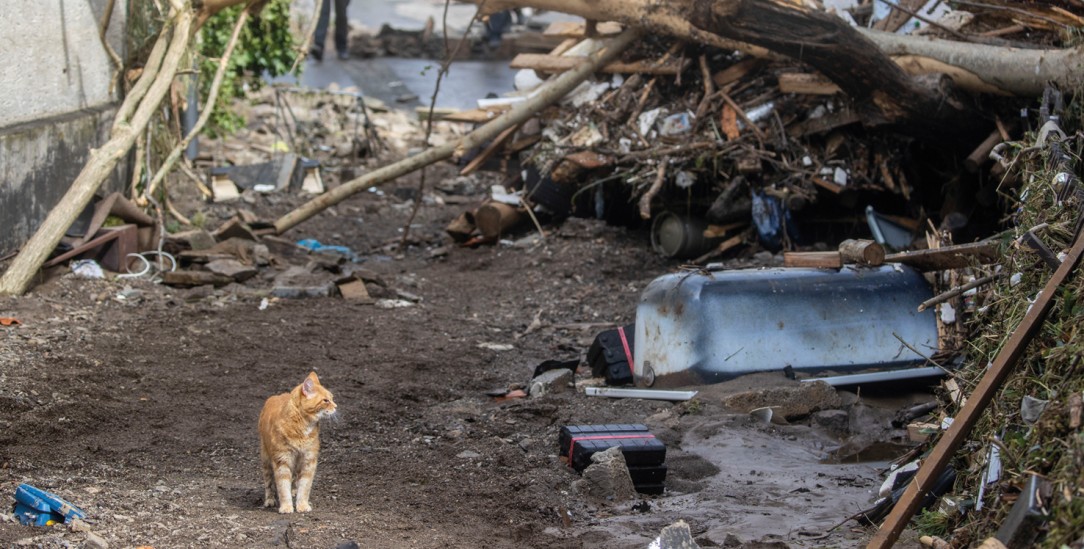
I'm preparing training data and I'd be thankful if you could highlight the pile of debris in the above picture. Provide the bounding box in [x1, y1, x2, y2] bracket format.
[439, 4, 1081, 261]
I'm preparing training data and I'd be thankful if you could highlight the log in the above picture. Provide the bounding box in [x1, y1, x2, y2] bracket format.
[474, 202, 523, 238]
[468, 0, 1084, 97]
[838, 239, 885, 265]
[509, 53, 685, 75]
[543, 20, 623, 38]
[0, 6, 196, 296]
[272, 29, 642, 235]
[689, 0, 976, 135]
[783, 251, 843, 269]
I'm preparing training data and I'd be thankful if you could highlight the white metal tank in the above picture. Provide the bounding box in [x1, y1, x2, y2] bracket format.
[634, 265, 939, 387]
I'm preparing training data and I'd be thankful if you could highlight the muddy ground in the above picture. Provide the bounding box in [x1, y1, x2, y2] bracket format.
[0, 163, 934, 548]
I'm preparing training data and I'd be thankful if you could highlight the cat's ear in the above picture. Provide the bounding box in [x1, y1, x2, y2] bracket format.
[302, 377, 316, 397]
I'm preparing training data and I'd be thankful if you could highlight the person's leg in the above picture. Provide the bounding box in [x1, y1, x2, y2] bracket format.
[311, 0, 332, 61]
[334, 0, 350, 58]
[484, 10, 512, 48]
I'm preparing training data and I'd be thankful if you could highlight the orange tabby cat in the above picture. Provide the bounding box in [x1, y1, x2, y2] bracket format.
[258, 371, 337, 513]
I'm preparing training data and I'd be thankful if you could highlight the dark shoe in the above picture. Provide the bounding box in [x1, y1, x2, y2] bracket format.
[310, 47, 324, 62]
[337, 50, 349, 60]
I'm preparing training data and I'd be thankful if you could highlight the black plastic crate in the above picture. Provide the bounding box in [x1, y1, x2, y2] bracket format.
[586, 324, 636, 385]
[559, 424, 649, 457]
[628, 464, 668, 485]
[568, 436, 666, 471]
[634, 483, 665, 495]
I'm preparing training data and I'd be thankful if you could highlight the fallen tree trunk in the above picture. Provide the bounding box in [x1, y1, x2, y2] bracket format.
[468, 0, 1084, 97]
[272, 28, 642, 235]
[0, 6, 196, 296]
[688, 0, 976, 133]
[861, 31, 1084, 96]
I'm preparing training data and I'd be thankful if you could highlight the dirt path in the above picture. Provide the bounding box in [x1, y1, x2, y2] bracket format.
[0, 172, 927, 548]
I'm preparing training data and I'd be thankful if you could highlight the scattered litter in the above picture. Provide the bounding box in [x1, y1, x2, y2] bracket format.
[658, 112, 693, 136]
[1020, 396, 1049, 425]
[0, 317, 21, 327]
[374, 299, 414, 309]
[477, 342, 513, 351]
[648, 520, 700, 549]
[296, 238, 359, 262]
[584, 386, 698, 401]
[70, 259, 105, 279]
[13, 484, 86, 527]
[117, 251, 177, 280]
[258, 298, 270, 311]
[528, 368, 574, 397]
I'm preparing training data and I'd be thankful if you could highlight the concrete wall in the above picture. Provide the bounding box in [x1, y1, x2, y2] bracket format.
[0, 1, 128, 256]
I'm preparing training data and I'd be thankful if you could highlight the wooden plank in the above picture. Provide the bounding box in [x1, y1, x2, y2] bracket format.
[867, 230, 1084, 549]
[439, 106, 511, 124]
[783, 251, 843, 269]
[811, 176, 844, 194]
[509, 53, 684, 75]
[459, 123, 522, 176]
[778, 72, 842, 95]
[712, 58, 763, 88]
[543, 20, 623, 38]
[549, 37, 579, 57]
[884, 241, 1000, 271]
[788, 109, 863, 137]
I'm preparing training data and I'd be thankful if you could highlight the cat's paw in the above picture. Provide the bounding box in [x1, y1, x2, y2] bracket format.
[263, 498, 277, 508]
[296, 501, 312, 513]
[278, 504, 295, 514]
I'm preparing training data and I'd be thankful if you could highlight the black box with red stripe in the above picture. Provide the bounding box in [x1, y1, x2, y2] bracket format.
[587, 324, 636, 386]
[559, 424, 667, 494]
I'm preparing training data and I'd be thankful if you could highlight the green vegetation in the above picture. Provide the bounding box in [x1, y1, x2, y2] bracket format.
[934, 90, 1084, 547]
[197, 0, 300, 136]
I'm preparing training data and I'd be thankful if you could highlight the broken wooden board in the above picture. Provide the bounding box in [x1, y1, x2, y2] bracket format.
[788, 109, 863, 137]
[439, 107, 511, 124]
[811, 176, 845, 194]
[337, 278, 372, 301]
[783, 251, 843, 269]
[460, 123, 522, 176]
[176, 250, 240, 264]
[713, 58, 764, 88]
[884, 241, 1001, 271]
[778, 72, 842, 95]
[162, 270, 234, 288]
[510, 53, 685, 75]
[543, 20, 623, 38]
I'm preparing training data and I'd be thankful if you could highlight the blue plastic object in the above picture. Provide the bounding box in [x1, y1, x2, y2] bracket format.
[296, 238, 359, 262]
[751, 190, 797, 250]
[13, 484, 86, 527]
